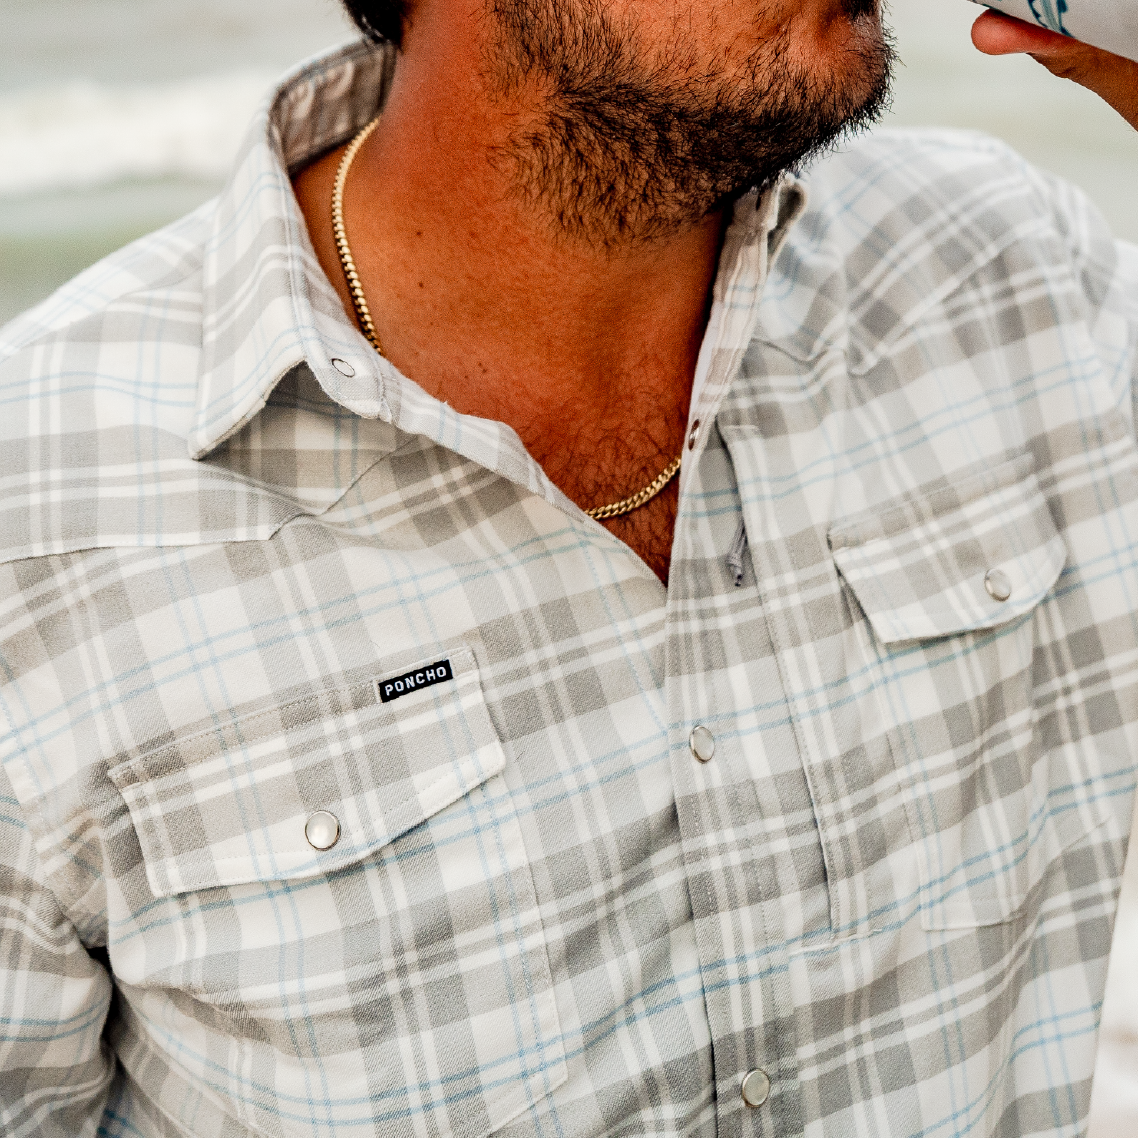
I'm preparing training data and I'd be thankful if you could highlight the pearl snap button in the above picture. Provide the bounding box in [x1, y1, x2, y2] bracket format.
[304, 811, 341, 851]
[330, 358, 356, 377]
[741, 1067, 771, 1108]
[688, 420, 701, 451]
[984, 568, 1013, 603]
[689, 725, 716, 763]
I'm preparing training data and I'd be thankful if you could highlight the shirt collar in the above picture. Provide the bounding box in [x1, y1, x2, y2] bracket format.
[190, 39, 398, 459]
[189, 39, 806, 467]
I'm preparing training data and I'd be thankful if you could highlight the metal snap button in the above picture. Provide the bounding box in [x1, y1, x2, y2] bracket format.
[688, 420, 701, 451]
[689, 725, 716, 763]
[741, 1067, 771, 1108]
[330, 358, 356, 377]
[984, 568, 1012, 603]
[305, 810, 341, 851]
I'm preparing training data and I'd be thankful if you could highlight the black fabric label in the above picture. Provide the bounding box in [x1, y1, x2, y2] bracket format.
[375, 658, 454, 703]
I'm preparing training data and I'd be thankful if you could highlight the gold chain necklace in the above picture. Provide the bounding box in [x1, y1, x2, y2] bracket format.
[583, 456, 682, 520]
[332, 116, 385, 356]
[331, 116, 683, 522]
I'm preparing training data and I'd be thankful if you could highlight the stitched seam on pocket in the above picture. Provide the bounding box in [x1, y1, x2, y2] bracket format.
[108, 647, 477, 791]
[162, 748, 497, 872]
[829, 452, 1035, 551]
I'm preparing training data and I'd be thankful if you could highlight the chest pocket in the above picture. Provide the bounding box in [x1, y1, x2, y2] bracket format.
[829, 453, 1107, 929]
[107, 644, 566, 1138]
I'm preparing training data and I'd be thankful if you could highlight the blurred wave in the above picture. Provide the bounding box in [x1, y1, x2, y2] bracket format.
[0, 0, 353, 325]
[0, 73, 276, 196]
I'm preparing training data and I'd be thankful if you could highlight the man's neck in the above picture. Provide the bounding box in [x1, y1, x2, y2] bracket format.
[293, 13, 728, 581]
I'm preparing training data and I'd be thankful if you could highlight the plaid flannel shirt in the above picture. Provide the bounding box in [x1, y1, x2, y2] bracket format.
[3, 38, 1138, 1138]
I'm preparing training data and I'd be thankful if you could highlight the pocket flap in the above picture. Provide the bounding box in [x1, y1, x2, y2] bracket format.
[108, 645, 504, 898]
[829, 455, 1066, 644]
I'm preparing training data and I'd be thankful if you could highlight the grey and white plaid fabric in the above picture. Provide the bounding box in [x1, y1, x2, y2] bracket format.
[2, 38, 1138, 1138]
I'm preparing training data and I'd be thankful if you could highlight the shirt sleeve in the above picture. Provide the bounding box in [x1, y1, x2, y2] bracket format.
[1028, 166, 1138, 434]
[0, 762, 115, 1138]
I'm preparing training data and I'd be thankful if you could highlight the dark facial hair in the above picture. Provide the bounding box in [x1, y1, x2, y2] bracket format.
[486, 0, 895, 244]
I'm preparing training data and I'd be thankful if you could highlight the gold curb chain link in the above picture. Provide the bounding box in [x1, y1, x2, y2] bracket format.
[584, 455, 682, 520]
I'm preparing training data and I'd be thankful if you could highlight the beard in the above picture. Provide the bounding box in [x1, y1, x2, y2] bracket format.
[485, 0, 895, 244]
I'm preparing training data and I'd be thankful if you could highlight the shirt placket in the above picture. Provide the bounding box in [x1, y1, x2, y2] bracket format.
[664, 183, 809, 1138]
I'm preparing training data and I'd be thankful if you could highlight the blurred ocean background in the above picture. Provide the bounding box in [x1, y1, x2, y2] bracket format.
[1, 1, 1137, 1131]
[0, 0, 355, 323]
